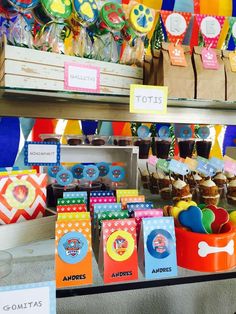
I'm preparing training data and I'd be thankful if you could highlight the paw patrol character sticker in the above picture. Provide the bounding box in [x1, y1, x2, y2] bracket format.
[56, 169, 74, 186]
[96, 162, 110, 177]
[83, 165, 99, 181]
[147, 229, 174, 259]
[71, 164, 84, 180]
[106, 230, 134, 262]
[108, 166, 125, 182]
[48, 165, 64, 178]
[58, 231, 88, 264]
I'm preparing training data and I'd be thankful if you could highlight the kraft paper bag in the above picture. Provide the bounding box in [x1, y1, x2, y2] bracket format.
[193, 47, 225, 101]
[155, 42, 194, 99]
[143, 55, 154, 85]
[222, 50, 236, 101]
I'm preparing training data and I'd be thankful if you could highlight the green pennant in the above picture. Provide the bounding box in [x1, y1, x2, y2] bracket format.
[228, 17, 236, 46]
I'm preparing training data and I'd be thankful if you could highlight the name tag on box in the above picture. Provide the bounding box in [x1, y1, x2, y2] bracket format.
[98, 219, 138, 284]
[116, 189, 138, 202]
[55, 220, 93, 288]
[139, 217, 177, 280]
[0, 282, 56, 314]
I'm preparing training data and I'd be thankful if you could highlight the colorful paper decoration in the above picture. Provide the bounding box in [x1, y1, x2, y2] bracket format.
[98, 219, 138, 284]
[0, 174, 47, 224]
[195, 14, 225, 48]
[161, 10, 192, 44]
[62, 120, 82, 145]
[139, 217, 177, 279]
[55, 219, 92, 288]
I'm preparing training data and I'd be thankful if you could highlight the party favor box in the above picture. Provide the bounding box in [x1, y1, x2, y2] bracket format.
[0, 39, 143, 96]
[99, 219, 138, 284]
[55, 219, 93, 288]
[139, 217, 177, 280]
[0, 173, 47, 224]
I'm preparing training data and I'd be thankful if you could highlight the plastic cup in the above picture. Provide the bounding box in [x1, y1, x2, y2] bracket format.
[178, 138, 195, 159]
[155, 137, 171, 159]
[196, 139, 212, 159]
[66, 135, 85, 146]
[112, 136, 133, 146]
[87, 135, 110, 146]
[39, 134, 61, 143]
[133, 137, 151, 159]
[0, 251, 12, 279]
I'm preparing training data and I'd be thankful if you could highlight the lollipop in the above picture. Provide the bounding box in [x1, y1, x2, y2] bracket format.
[0, 0, 17, 41]
[68, 0, 99, 57]
[5, 0, 39, 47]
[36, 0, 72, 53]
[92, 2, 125, 63]
[108, 165, 125, 189]
[121, 1, 155, 67]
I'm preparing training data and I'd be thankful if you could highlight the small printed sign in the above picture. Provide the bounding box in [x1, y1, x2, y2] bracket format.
[201, 48, 219, 70]
[0, 281, 56, 314]
[130, 84, 168, 114]
[168, 44, 187, 67]
[64, 62, 100, 93]
[24, 142, 60, 166]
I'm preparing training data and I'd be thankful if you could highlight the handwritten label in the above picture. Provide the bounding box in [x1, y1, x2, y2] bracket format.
[169, 159, 190, 175]
[130, 84, 168, 114]
[201, 48, 219, 70]
[64, 62, 100, 93]
[24, 142, 60, 166]
[0, 282, 56, 314]
[185, 157, 198, 171]
[148, 155, 158, 166]
[197, 160, 216, 177]
[157, 159, 169, 173]
[209, 157, 224, 171]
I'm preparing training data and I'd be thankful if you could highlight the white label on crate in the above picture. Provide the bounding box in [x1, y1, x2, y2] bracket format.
[64, 62, 100, 93]
[24, 142, 60, 166]
[130, 84, 168, 114]
[0, 281, 56, 314]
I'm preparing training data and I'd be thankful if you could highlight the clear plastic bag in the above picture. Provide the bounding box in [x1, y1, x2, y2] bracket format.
[92, 33, 119, 63]
[8, 14, 33, 47]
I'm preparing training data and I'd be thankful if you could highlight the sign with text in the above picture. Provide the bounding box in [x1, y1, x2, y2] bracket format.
[24, 142, 60, 166]
[0, 281, 56, 314]
[64, 62, 100, 93]
[130, 85, 168, 114]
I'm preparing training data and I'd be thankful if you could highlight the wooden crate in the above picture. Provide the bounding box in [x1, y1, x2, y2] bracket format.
[0, 40, 143, 95]
[0, 209, 56, 250]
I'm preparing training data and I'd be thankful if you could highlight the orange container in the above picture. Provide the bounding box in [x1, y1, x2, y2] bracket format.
[175, 223, 236, 272]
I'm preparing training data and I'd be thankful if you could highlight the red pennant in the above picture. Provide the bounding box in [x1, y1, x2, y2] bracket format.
[195, 14, 225, 48]
[160, 10, 192, 44]
[190, 0, 201, 50]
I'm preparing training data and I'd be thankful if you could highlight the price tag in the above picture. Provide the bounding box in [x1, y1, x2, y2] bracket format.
[157, 159, 170, 173]
[169, 159, 190, 175]
[148, 155, 158, 166]
[64, 62, 100, 93]
[24, 142, 60, 166]
[185, 157, 198, 171]
[130, 84, 168, 114]
[197, 160, 216, 177]
[0, 281, 56, 314]
[209, 157, 224, 171]
[223, 156, 236, 174]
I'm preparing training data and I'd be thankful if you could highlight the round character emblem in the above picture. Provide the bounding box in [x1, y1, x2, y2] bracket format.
[56, 169, 74, 186]
[96, 162, 110, 177]
[58, 231, 88, 264]
[106, 230, 134, 262]
[48, 165, 64, 178]
[146, 229, 174, 259]
[83, 165, 99, 181]
[108, 166, 125, 182]
[6, 179, 36, 209]
[71, 164, 84, 180]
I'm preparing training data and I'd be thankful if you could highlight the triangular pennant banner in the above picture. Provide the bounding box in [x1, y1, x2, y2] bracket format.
[160, 10, 192, 44]
[195, 14, 225, 48]
[228, 17, 236, 46]
[81, 120, 98, 135]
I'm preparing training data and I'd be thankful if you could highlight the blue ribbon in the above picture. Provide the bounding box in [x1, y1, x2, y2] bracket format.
[81, 120, 98, 135]
[0, 117, 20, 167]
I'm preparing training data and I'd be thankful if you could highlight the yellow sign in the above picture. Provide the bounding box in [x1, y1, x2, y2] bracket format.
[130, 84, 168, 114]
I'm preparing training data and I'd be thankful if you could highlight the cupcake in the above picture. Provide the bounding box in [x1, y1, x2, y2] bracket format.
[159, 173, 173, 200]
[149, 172, 159, 194]
[227, 179, 236, 205]
[139, 169, 150, 189]
[225, 172, 235, 183]
[199, 179, 220, 206]
[188, 172, 203, 202]
[213, 172, 227, 198]
[172, 178, 192, 204]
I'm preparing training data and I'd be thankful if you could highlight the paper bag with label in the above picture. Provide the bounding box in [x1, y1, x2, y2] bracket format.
[139, 217, 177, 279]
[222, 50, 236, 101]
[55, 219, 92, 288]
[154, 42, 194, 99]
[193, 46, 225, 100]
[98, 218, 138, 284]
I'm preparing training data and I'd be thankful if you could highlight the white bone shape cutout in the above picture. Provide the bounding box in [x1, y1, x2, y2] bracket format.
[198, 240, 234, 257]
